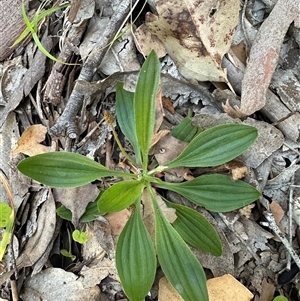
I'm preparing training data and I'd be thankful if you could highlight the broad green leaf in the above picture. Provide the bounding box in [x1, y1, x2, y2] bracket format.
[134, 50, 160, 170]
[72, 230, 88, 244]
[97, 180, 144, 212]
[116, 203, 156, 301]
[157, 174, 261, 212]
[0, 203, 12, 228]
[166, 201, 222, 256]
[171, 116, 199, 142]
[57, 200, 104, 223]
[167, 124, 257, 168]
[56, 206, 72, 221]
[116, 82, 141, 165]
[18, 152, 135, 188]
[153, 195, 209, 301]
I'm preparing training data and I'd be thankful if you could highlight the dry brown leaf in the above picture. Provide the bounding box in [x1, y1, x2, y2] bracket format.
[53, 184, 100, 226]
[105, 209, 131, 236]
[231, 0, 300, 116]
[162, 96, 175, 114]
[146, 0, 239, 82]
[154, 83, 164, 133]
[134, 24, 167, 58]
[151, 129, 170, 148]
[207, 274, 253, 301]
[12, 124, 50, 156]
[151, 133, 188, 182]
[142, 189, 176, 241]
[269, 201, 285, 225]
[259, 278, 276, 301]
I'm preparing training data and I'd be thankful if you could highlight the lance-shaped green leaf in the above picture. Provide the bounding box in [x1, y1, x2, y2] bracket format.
[152, 192, 209, 301]
[116, 82, 141, 165]
[12, 3, 69, 47]
[134, 50, 160, 170]
[166, 201, 222, 256]
[97, 180, 144, 212]
[116, 203, 156, 301]
[18, 152, 135, 188]
[156, 174, 260, 212]
[171, 116, 199, 142]
[21, 1, 75, 65]
[166, 124, 257, 168]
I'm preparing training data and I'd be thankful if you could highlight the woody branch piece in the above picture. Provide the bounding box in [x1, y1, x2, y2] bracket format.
[261, 211, 300, 269]
[224, 0, 299, 117]
[50, 0, 136, 138]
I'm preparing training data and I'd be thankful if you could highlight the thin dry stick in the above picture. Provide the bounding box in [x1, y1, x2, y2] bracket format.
[218, 213, 261, 262]
[261, 212, 300, 269]
[50, 0, 138, 138]
[76, 118, 104, 148]
[287, 175, 294, 270]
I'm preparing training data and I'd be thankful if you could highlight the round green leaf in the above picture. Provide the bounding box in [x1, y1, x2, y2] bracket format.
[273, 297, 288, 301]
[72, 230, 87, 244]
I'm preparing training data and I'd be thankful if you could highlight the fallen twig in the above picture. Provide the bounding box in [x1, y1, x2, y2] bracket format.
[50, 0, 138, 138]
[261, 211, 300, 269]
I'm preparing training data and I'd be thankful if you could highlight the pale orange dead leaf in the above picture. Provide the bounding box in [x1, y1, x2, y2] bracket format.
[159, 274, 253, 301]
[105, 209, 131, 236]
[146, 0, 239, 82]
[207, 274, 253, 301]
[158, 277, 184, 301]
[12, 124, 50, 156]
[270, 201, 285, 225]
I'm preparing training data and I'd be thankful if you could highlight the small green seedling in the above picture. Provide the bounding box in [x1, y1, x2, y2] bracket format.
[13, 1, 74, 65]
[0, 172, 16, 263]
[18, 50, 260, 301]
[0, 202, 14, 262]
[273, 296, 288, 301]
[0, 203, 12, 228]
[72, 229, 87, 244]
[60, 249, 76, 262]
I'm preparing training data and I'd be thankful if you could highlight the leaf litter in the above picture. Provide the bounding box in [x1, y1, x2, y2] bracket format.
[0, 0, 300, 300]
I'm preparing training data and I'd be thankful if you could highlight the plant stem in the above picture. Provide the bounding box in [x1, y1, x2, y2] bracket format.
[104, 111, 137, 167]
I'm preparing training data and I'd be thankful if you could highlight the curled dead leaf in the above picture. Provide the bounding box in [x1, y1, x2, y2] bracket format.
[12, 124, 50, 156]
